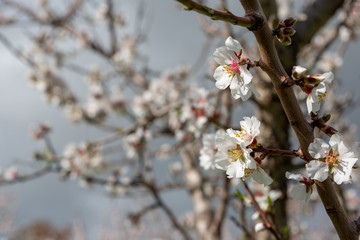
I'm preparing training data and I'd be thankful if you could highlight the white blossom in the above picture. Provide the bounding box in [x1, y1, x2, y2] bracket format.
[286, 171, 313, 202]
[228, 116, 261, 146]
[3, 166, 17, 181]
[306, 72, 333, 114]
[306, 134, 358, 184]
[213, 36, 259, 101]
[214, 129, 256, 179]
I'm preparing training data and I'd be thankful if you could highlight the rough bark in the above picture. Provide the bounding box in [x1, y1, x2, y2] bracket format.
[240, 0, 360, 239]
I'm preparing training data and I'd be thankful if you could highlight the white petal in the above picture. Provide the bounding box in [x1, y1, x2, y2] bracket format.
[306, 94, 314, 114]
[213, 47, 232, 65]
[252, 167, 273, 186]
[306, 160, 329, 182]
[321, 72, 334, 85]
[229, 75, 240, 90]
[230, 87, 241, 99]
[214, 152, 231, 170]
[292, 66, 307, 76]
[225, 36, 241, 53]
[285, 171, 302, 181]
[226, 161, 244, 178]
[240, 66, 253, 85]
[329, 134, 342, 147]
[214, 66, 231, 90]
[333, 166, 350, 184]
[308, 138, 329, 159]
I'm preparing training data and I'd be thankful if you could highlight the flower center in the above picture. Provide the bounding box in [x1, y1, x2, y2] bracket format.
[222, 60, 241, 78]
[228, 145, 245, 162]
[233, 128, 252, 143]
[317, 91, 327, 104]
[244, 168, 253, 178]
[325, 148, 340, 171]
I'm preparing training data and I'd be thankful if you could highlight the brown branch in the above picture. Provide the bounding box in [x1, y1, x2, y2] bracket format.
[209, 177, 230, 235]
[243, 181, 282, 240]
[239, 0, 359, 239]
[175, 0, 252, 27]
[106, 0, 118, 55]
[143, 181, 192, 240]
[0, 165, 51, 186]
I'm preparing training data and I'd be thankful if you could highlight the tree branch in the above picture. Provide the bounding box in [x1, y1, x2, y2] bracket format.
[176, 0, 252, 27]
[239, 0, 359, 239]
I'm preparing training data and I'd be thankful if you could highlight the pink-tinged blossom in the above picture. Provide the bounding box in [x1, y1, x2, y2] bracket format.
[180, 87, 213, 138]
[213, 36, 259, 101]
[61, 142, 104, 177]
[4, 166, 18, 181]
[228, 116, 261, 146]
[286, 171, 313, 202]
[306, 134, 358, 184]
[214, 129, 256, 178]
[306, 72, 333, 114]
[214, 116, 271, 185]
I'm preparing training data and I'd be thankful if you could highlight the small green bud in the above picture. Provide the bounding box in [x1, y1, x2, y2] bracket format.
[283, 27, 296, 36]
[321, 114, 331, 123]
[284, 17, 297, 27]
[280, 36, 292, 46]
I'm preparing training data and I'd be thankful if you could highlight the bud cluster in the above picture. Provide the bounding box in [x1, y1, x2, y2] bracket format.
[273, 17, 297, 46]
[310, 113, 338, 136]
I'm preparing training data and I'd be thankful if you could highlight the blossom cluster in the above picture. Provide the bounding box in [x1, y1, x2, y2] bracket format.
[61, 142, 104, 177]
[208, 36, 360, 204]
[213, 37, 259, 101]
[291, 66, 334, 114]
[200, 116, 272, 186]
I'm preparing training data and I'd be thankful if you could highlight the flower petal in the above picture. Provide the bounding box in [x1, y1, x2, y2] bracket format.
[306, 160, 329, 182]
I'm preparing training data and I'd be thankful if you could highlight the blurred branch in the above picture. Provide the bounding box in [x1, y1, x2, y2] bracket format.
[243, 181, 282, 240]
[143, 181, 192, 240]
[106, 0, 118, 55]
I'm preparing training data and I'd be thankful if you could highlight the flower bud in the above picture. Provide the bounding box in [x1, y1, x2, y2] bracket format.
[280, 36, 292, 46]
[284, 17, 297, 27]
[321, 125, 338, 136]
[283, 27, 296, 36]
[292, 66, 307, 80]
[321, 114, 331, 123]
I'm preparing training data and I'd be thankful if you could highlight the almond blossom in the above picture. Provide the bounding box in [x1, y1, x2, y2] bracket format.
[213, 36, 259, 101]
[306, 134, 358, 184]
[228, 116, 261, 146]
[286, 171, 313, 202]
[306, 72, 334, 114]
[214, 129, 256, 178]
[214, 116, 272, 185]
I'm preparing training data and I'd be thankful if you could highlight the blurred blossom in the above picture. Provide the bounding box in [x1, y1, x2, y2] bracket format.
[95, 4, 109, 22]
[30, 123, 51, 140]
[169, 162, 182, 176]
[61, 142, 104, 177]
[180, 212, 195, 230]
[3, 167, 18, 181]
[123, 128, 151, 159]
[64, 104, 84, 123]
[317, 52, 343, 72]
[199, 132, 217, 170]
